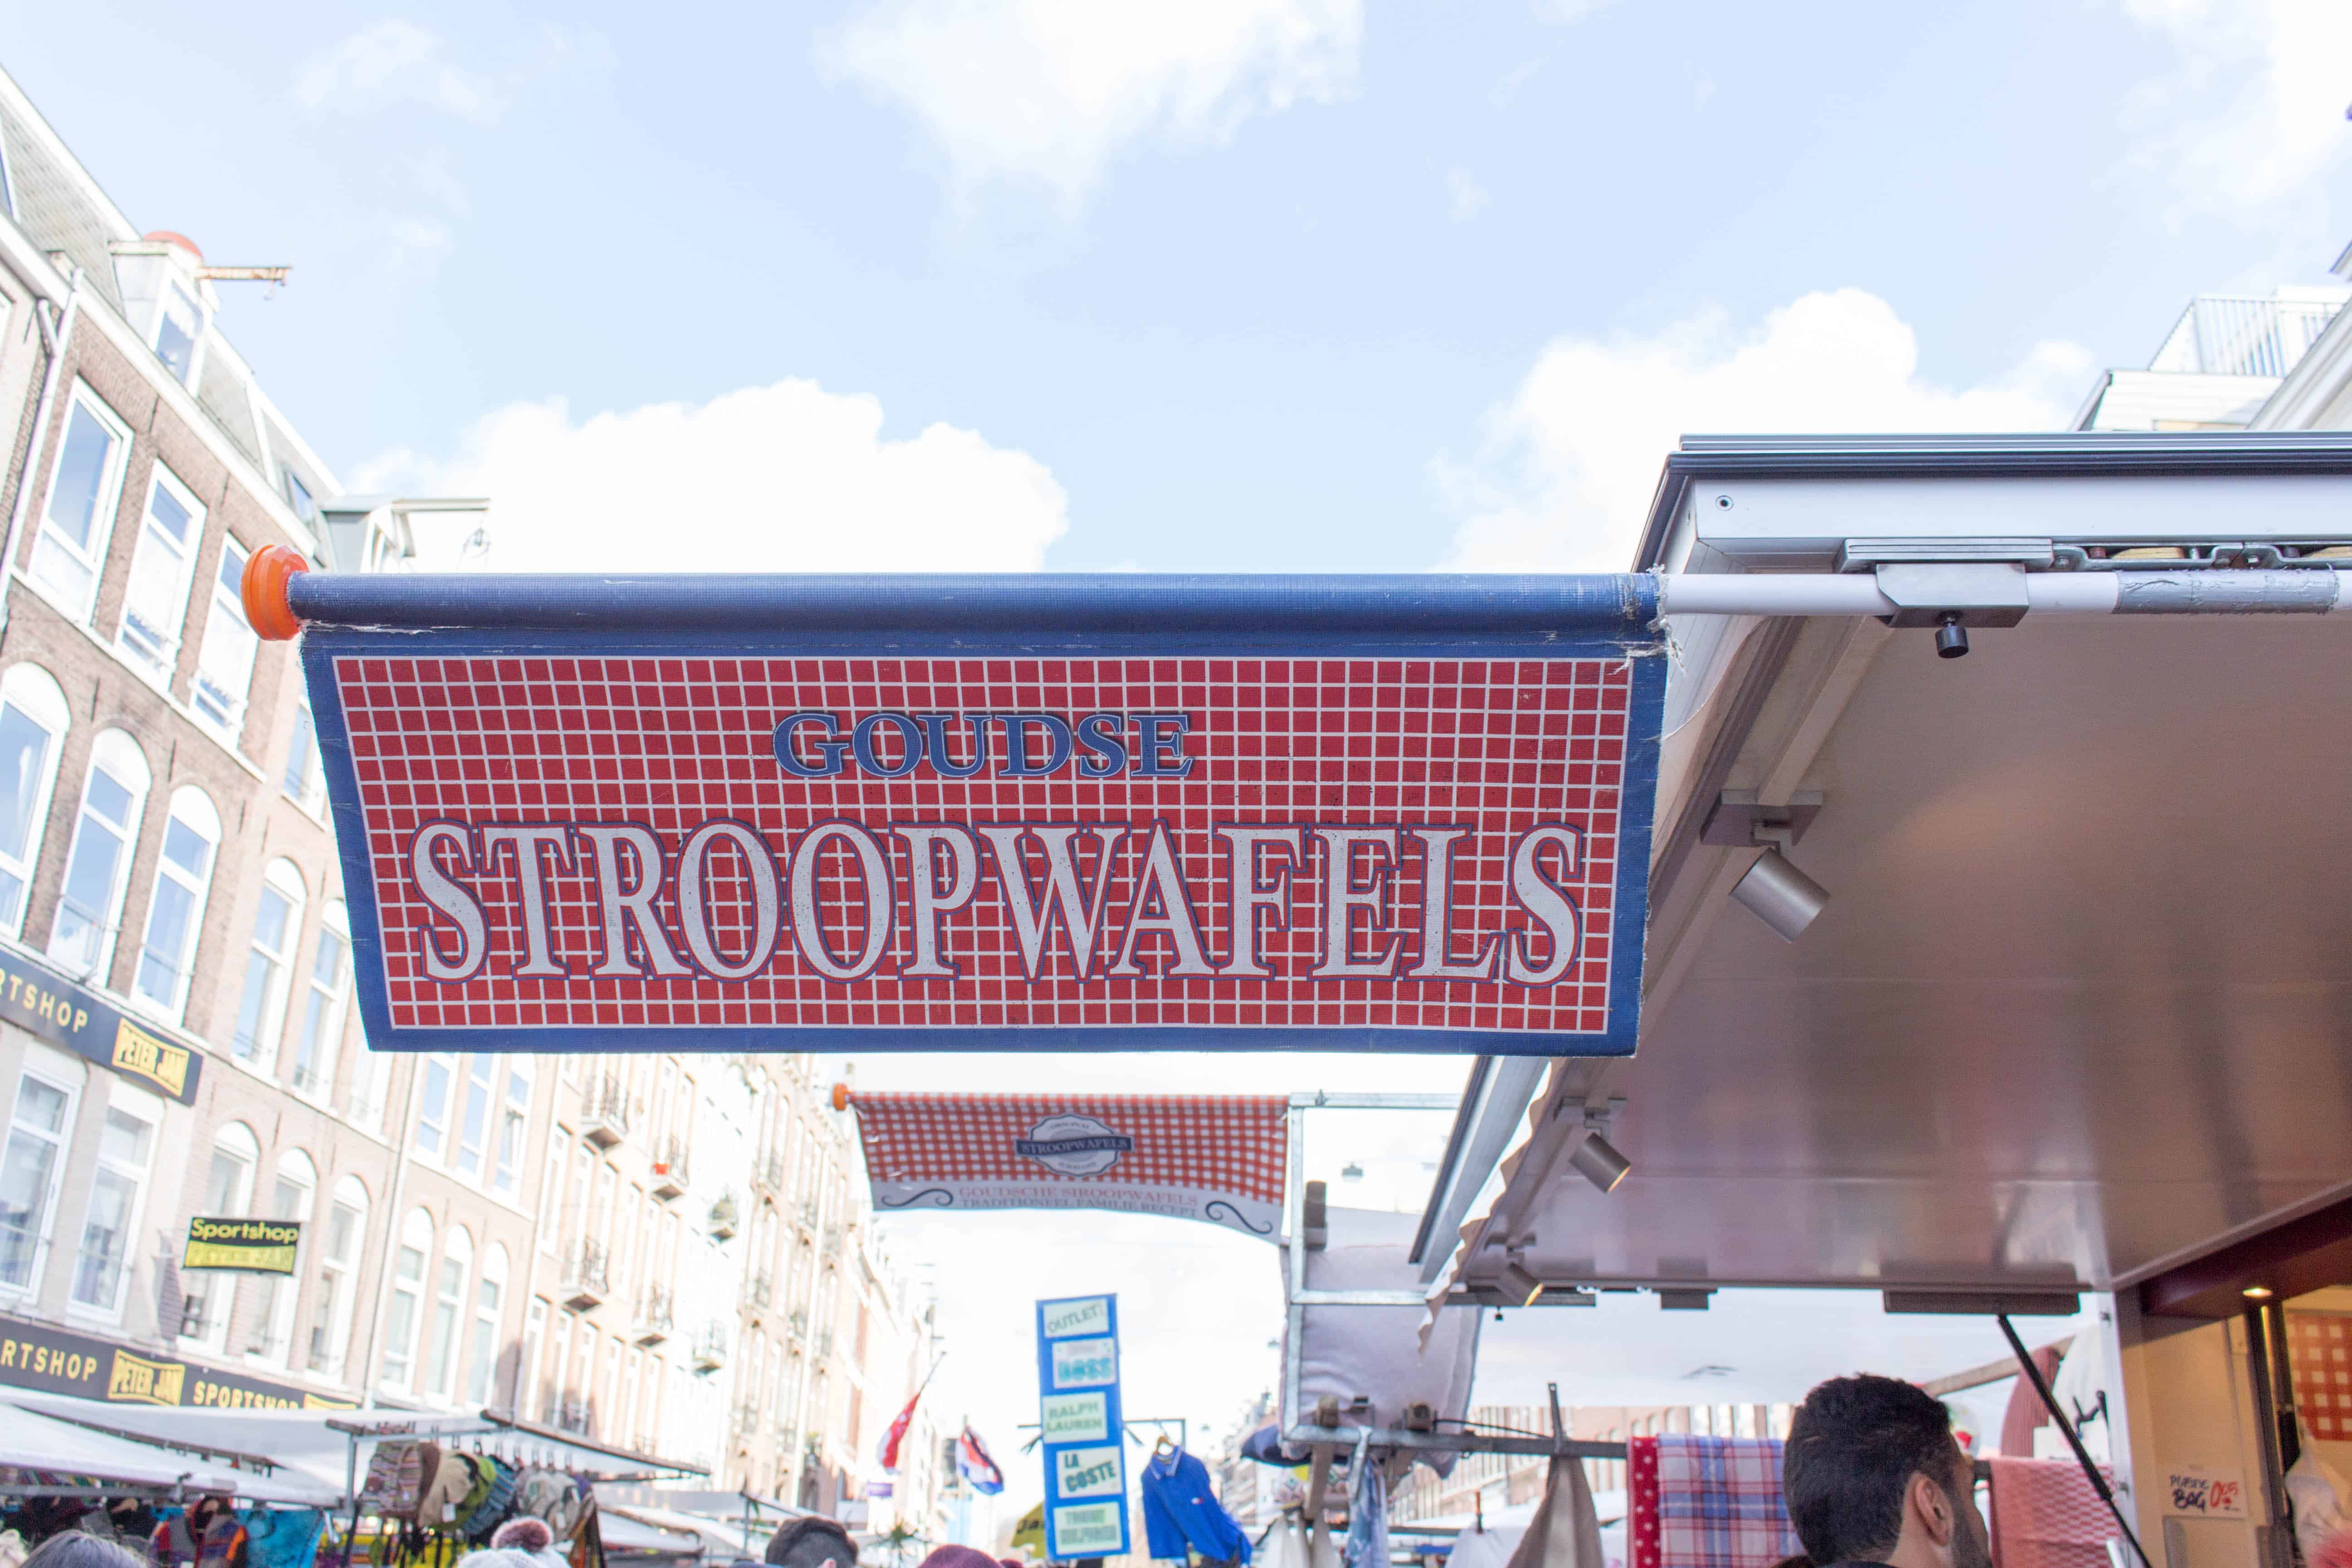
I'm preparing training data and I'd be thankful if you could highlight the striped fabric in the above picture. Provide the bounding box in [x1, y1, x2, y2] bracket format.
[1630, 1436, 1803, 1568]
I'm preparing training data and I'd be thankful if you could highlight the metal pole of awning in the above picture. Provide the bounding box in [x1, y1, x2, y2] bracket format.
[240, 554, 2352, 640]
[1997, 1314, 2153, 1568]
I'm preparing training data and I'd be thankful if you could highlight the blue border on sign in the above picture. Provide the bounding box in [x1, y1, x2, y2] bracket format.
[306, 622, 1665, 1059]
[1037, 1294, 1130, 1562]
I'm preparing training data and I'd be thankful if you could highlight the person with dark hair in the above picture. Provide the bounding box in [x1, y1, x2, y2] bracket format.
[765, 1517, 857, 1568]
[1783, 1374, 1989, 1568]
[23, 1534, 151, 1568]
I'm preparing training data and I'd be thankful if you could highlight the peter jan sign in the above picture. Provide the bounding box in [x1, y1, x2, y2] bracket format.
[286, 574, 1663, 1053]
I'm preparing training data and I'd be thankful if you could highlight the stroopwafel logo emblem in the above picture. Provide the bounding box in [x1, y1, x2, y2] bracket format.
[1015, 1114, 1134, 1176]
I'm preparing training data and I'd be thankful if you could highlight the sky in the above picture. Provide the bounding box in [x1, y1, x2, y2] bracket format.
[4, 0, 2347, 1526]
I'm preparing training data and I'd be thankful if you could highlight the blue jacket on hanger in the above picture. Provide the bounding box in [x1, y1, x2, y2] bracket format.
[1140, 1447, 1251, 1564]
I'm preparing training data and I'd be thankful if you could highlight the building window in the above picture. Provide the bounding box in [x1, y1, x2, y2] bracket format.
[153, 284, 204, 387]
[191, 538, 258, 741]
[0, 1066, 77, 1293]
[246, 1149, 314, 1365]
[536, 1136, 565, 1255]
[494, 1057, 533, 1197]
[428, 1225, 472, 1399]
[32, 389, 130, 621]
[133, 787, 220, 1023]
[284, 469, 315, 526]
[69, 1097, 157, 1315]
[308, 1175, 368, 1378]
[468, 1242, 509, 1405]
[117, 468, 204, 683]
[456, 1055, 496, 1180]
[231, 860, 305, 1069]
[47, 730, 152, 979]
[0, 666, 69, 936]
[181, 1122, 258, 1351]
[348, 1045, 391, 1137]
[291, 903, 350, 1099]
[282, 700, 326, 813]
[415, 1054, 456, 1159]
[523, 1297, 549, 1421]
[381, 1208, 433, 1392]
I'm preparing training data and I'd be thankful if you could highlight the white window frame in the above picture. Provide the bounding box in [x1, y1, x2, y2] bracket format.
[47, 729, 153, 982]
[467, 1241, 509, 1405]
[281, 696, 327, 816]
[66, 1083, 161, 1321]
[414, 1053, 457, 1162]
[307, 1173, 368, 1380]
[381, 1207, 433, 1394]
[289, 901, 351, 1103]
[536, 1132, 566, 1255]
[115, 463, 206, 687]
[229, 859, 306, 1073]
[0, 664, 71, 941]
[454, 1054, 497, 1182]
[0, 1048, 84, 1301]
[132, 785, 220, 1025]
[427, 1225, 473, 1401]
[180, 1120, 259, 1354]
[149, 280, 209, 390]
[190, 535, 258, 744]
[29, 384, 131, 624]
[495, 1056, 534, 1200]
[246, 1148, 315, 1367]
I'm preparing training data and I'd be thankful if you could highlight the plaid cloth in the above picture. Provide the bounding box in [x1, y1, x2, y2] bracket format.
[1988, 1457, 2115, 1568]
[853, 1092, 1289, 1202]
[1630, 1436, 1802, 1568]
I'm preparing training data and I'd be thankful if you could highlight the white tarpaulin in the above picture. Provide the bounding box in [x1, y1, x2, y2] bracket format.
[1290, 1206, 1480, 1466]
[0, 1395, 341, 1505]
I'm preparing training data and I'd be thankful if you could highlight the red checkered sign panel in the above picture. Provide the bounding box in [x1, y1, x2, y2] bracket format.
[849, 1092, 1287, 1237]
[2289, 1312, 2352, 1440]
[314, 648, 1658, 1053]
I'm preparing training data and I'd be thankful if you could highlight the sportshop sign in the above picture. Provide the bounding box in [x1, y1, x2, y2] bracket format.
[289, 574, 1664, 1053]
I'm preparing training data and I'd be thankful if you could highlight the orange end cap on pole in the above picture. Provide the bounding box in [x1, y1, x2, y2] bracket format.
[243, 544, 309, 641]
[832, 1083, 851, 1112]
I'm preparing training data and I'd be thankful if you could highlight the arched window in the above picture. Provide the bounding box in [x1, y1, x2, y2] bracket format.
[290, 900, 350, 1099]
[0, 664, 69, 935]
[231, 860, 305, 1070]
[381, 1207, 433, 1392]
[307, 1174, 369, 1378]
[133, 786, 220, 1022]
[467, 1242, 510, 1405]
[181, 1122, 259, 1351]
[48, 730, 151, 977]
[427, 1225, 473, 1399]
[248, 1149, 315, 1365]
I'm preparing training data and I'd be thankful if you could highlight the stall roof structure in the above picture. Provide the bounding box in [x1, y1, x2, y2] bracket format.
[1423, 432, 2352, 1316]
[0, 1395, 344, 1505]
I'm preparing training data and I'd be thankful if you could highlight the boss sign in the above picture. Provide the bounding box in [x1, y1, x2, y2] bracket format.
[314, 651, 1661, 1053]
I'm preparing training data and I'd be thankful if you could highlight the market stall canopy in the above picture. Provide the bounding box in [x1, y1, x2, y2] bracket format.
[1424, 433, 2352, 1311]
[0, 1394, 343, 1505]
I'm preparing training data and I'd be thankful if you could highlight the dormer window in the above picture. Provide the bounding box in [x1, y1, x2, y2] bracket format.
[153, 284, 203, 386]
[285, 469, 315, 526]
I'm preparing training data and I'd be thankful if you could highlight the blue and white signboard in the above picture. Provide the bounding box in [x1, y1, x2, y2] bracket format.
[1037, 1293, 1129, 1560]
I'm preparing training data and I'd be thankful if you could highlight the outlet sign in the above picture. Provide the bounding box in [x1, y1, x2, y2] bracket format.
[1038, 1293, 1129, 1560]
[303, 611, 1662, 1055]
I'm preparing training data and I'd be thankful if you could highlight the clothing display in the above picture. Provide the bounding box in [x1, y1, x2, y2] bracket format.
[1628, 1436, 1802, 1568]
[1505, 1456, 1605, 1568]
[2289, 1446, 2352, 1566]
[1140, 1445, 1251, 1564]
[1987, 1456, 2117, 1568]
[242, 1509, 328, 1568]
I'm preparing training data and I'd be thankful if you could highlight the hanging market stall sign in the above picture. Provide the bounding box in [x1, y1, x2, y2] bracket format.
[1036, 1294, 1130, 1561]
[256, 566, 1665, 1054]
[845, 1090, 1288, 1238]
[182, 1217, 303, 1274]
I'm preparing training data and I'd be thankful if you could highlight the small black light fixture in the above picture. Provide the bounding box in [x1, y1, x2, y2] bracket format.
[1935, 611, 1970, 659]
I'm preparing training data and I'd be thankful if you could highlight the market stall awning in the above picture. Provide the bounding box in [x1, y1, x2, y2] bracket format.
[1431, 433, 2352, 1308]
[0, 1395, 343, 1505]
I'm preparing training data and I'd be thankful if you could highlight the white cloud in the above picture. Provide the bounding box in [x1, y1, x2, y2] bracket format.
[1440, 288, 2090, 572]
[294, 20, 508, 123]
[822, 0, 1361, 201]
[2117, 0, 2352, 216]
[356, 379, 1069, 573]
[1446, 167, 1489, 222]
